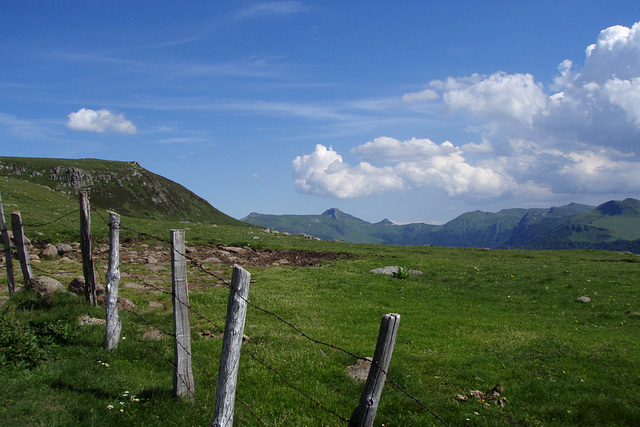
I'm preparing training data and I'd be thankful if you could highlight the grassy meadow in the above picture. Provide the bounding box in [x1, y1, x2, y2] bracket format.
[0, 181, 639, 426]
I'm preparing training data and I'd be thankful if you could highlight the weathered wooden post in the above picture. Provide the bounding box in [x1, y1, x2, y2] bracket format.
[10, 211, 32, 287]
[171, 229, 195, 400]
[0, 193, 15, 294]
[349, 313, 401, 427]
[212, 265, 251, 427]
[105, 212, 122, 351]
[79, 191, 96, 305]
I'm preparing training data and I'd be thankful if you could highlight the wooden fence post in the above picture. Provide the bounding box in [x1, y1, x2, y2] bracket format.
[171, 229, 195, 400]
[10, 211, 33, 287]
[349, 313, 401, 427]
[79, 191, 96, 305]
[0, 193, 15, 294]
[105, 212, 122, 351]
[212, 265, 251, 427]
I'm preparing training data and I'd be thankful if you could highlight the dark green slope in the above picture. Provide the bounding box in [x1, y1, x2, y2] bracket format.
[501, 203, 595, 249]
[0, 157, 242, 225]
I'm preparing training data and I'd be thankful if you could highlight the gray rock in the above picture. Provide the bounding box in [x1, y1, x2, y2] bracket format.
[68, 275, 104, 295]
[346, 358, 373, 381]
[30, 276, 64, 297]
[370, 266, 423, 275]
[78, 315, 105, 325]
[143, 328, 164, 341]
[576, 296, 591, 303]
[41, 244, 59, 258]
[55, 243, 74, 254]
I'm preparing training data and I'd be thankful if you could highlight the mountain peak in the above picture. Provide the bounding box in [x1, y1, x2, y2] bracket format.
[596, 198, 640, 216]
[376, 218, 394, 225]
[321, 208, 343, 219]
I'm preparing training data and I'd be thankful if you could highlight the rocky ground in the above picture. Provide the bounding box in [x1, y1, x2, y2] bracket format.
[0, 240, 358, 302]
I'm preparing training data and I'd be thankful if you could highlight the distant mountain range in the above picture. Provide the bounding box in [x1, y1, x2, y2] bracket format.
[243, 199, 640, 252]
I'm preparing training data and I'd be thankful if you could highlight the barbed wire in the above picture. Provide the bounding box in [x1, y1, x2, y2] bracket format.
[21, 208, 80, 228]
[246, 350, 350, 423]
[76, 207, 448, 425]
[118, 321, 211, 421]
[117, 278, 265, 425]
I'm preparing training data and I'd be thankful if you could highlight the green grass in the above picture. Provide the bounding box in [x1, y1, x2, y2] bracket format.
[1, 181, 639, 425]
[1, 244, 639, 426]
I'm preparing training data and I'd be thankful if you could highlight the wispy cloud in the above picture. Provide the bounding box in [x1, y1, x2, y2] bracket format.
[233, 1, 308, 20]
[0, 113, 61, 139]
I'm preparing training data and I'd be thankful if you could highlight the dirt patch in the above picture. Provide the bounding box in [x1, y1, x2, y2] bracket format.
[32, 240, 357, 269]
[109, 243, 358, 268]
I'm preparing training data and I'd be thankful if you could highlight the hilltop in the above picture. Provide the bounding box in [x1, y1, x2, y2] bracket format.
[0, 157, 242, 226]
[243, 200, 640, 253]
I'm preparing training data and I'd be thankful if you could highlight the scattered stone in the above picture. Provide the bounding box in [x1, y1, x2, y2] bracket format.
[148, 301, 164, 309]
[30, 276, 65, 297]
[143, 328, 164, 341]
[144, 264, 167, 272]
[370, 266, 423, 275]
[78, 315, 105, 325]
[346, 358, 372, 381]
[201, 329, 221, 339]
[220, 246, 247, 256]
[458, 385, 506, 408]
[576, 296, 591, 303]
[41, 244, 59, 258]
[124, 282, 147, 291]
[55, 243, 74, 255]
[68, 276, 105, 295]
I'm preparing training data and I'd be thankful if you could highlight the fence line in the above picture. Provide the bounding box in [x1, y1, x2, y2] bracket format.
[246, 350, 351, 423]
[117, 321, 210, 417]
[21, 208, 79, 228]
[2, 198, 447, 426]
[0, 192, 15, 294]
[106, 216, 448, 425]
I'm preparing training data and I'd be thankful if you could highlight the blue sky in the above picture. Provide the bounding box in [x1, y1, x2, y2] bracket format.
[2, 1, 640, 224]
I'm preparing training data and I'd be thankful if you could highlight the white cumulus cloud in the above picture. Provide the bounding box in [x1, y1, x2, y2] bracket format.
[440, 72, 547, 126]
[67, 108, 137, 134]
[293, 139, 515, 199]
[293, 21, 640, 205]
[292, 144, 403, 198]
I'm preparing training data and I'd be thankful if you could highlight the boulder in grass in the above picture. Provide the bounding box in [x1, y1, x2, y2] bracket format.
[30, 276, 65, 298]
[576, 296, 591, 303]
[68, 276, 104, 295]
[55, 243, 74, 255]
[41, 244, 59, 258]
[370, 266, 423, 276]
[346, 358, 372, 381]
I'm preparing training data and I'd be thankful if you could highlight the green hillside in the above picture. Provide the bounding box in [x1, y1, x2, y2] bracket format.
[0, 157, 242, 226]
[244, 201, 640, 253]
[569, 199, 640, 243]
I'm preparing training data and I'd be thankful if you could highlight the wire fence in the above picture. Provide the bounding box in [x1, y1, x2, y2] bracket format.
[2, 202, 448, 426]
